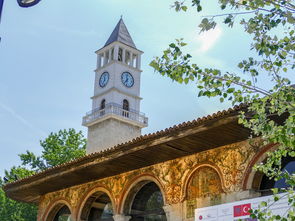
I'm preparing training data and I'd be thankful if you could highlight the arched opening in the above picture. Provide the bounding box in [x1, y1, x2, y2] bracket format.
[100, 99, 106, 110]
[259, 156, 295, 195]
[125, 51, 131, 65]
[100, 99, 106, 116]
[80, 192, 114, 221]
[46, 203, 71, 221]
[124, 181, 167, 221]
[54, 206, 71, 221]
[122, 99, 129, 117]
[118, 48, 123, 61]
[186, 166, 223, 218]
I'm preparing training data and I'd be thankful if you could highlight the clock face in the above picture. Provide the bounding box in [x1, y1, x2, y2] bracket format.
[99, 72, 109, 87]
[121, 72, 134, 88]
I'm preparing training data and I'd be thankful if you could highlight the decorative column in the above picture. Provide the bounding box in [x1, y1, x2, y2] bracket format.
[97, 54, 102, 68]
[122, 49, 126, 64]
[136, 54, 141, 69]
[109, 48, 112, 61]
[113, 214, 131, 221]
[103, 51, 107, 66]
[163, 204, 183, 221]
[114, 45, 119, 61]
[70, 215, 77, 221]
[130, 52, 133, 67]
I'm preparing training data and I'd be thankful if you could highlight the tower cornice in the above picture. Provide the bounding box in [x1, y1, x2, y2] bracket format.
[95, 41, 144, 55]
[94, 59, 143, 73]
[91, 87, 143, 100]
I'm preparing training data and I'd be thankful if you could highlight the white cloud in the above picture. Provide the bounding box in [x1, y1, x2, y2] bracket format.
[0, 102, 47, 137]
[196, 26, 223, 53]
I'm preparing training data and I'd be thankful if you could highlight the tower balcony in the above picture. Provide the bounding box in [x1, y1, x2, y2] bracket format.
[82, 103, 148, 128]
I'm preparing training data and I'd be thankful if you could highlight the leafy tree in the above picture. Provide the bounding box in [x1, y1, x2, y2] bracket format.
[0, 128, 86, 221]
[0, 168, 37, 221]
[20, 128, 87, 172]
[150, 0, 294, 219]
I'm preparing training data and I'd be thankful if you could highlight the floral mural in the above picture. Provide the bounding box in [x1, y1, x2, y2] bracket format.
[39, 139, 262, 220]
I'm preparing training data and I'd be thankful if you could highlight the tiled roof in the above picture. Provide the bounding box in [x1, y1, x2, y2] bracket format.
[3, 103, 247, 190]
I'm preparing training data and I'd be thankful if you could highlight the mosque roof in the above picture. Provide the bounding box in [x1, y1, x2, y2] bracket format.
[3, 104, 253, 203]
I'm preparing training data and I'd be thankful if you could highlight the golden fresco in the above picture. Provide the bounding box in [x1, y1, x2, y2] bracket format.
[38, 139, 263, 220]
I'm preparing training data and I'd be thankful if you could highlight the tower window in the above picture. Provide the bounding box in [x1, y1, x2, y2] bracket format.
[100, 99, 106, 116]
[125, 51, 130, 65]
[122, 99, 129, 117]
[132, 54, 136, 67]
[110, 48, 114, 61]
[118, 48, 123, 61]
[105, 51, 110, 64]
[123, 99, 129, 111]
[100, 99, 106, 110]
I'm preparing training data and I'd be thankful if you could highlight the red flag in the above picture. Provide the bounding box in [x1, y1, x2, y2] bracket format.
[233, 203, 251, 217]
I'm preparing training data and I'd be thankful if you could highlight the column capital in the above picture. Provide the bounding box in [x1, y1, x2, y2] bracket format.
[113, 214, 131, 221]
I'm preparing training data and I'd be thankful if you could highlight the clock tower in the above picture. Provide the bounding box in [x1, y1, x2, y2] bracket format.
[82, 18, 148, 154]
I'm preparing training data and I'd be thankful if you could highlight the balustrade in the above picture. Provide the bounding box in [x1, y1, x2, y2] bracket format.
[82, 103, 148, 126]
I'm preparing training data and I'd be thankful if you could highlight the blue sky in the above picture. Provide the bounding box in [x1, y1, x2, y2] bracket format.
[0, 0, 287, 176]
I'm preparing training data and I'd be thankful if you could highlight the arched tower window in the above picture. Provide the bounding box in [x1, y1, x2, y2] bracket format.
[125, 51, 130, 65]
[122, 99, 129, 117]
[100, 99, 106, 116]
[123, 99, 129, 111]
[118, 48, 123, 61]
[100, 99, 106, 110]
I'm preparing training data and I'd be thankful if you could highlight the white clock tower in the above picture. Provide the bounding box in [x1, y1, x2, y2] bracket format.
[82, 18, 148, 154]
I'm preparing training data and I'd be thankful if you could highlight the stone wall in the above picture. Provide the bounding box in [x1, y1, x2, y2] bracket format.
[86, 118, 141, 154]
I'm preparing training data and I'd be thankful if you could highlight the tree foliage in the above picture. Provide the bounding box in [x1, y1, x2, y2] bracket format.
[19, 128, 86, 172]
[0, 168, 37, 221]
[0, 128, 86, 221]
[150, 0, 295, 219]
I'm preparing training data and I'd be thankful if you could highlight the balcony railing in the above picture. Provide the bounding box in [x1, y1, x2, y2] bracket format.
[82, 103, 148, 127]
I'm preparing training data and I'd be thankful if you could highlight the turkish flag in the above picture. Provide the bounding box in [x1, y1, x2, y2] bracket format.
[233, 203, 251, 217]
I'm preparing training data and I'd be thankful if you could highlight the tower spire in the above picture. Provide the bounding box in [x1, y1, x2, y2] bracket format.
[104, 18, 136, 49]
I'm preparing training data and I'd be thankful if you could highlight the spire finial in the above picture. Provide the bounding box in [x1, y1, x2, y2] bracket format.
[120, 15, 123, 19]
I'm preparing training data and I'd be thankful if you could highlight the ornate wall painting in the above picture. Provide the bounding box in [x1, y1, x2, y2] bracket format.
[186, 166, 223, 218]
[38, 139, 263, 219]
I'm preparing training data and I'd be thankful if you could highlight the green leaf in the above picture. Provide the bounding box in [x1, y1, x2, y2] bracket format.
[227, 88, 235, 93]
[181, 6, 188, 11]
